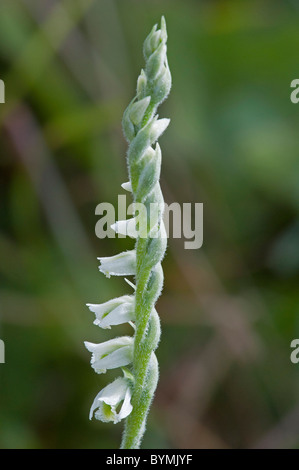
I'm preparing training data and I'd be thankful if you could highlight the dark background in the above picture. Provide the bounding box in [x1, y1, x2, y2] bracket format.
[1, 0, 299, 449]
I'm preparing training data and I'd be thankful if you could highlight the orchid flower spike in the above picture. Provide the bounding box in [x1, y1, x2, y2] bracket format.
[85, 16, 171, 449]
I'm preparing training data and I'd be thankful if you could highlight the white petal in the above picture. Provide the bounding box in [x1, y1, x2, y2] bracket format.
[90, 377, 131, 423]
[111, 218, 138, 238]
[117, 386, 133, 421]
[98, 250, 136, 277]
[86, 295, 134, 329]
[92, 345, 133, 373]
[97, 302, 135, 329]
[89, 378, 125, 419]
[150, 117, 170, 143]
[87, 298, 122, 319]
[85, 336, 132, 355]
[84, 337, 134, 374]
[121, 181, 132, 192]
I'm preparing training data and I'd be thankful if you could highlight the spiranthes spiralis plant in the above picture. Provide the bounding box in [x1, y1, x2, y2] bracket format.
[85, 16, 171, 449]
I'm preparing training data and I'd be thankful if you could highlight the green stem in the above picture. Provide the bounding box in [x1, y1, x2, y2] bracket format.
[121, 242, 158, 448]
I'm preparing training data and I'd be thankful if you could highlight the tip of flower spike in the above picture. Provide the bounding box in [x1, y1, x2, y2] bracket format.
[160, 16, 167, 41]
[144, 22, 162, 59]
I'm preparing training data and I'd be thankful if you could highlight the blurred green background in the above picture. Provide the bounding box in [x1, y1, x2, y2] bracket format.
[1, 0, 299, 449]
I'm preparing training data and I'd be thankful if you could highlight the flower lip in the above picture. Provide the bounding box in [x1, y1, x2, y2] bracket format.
[89, 376, 133, 423]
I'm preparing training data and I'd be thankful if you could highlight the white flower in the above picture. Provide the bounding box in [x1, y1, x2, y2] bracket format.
[89, 376, 133, 424]
[86, 295, 135, 329]
[84, 336, 134, 374]
[98, 250, 136, 278]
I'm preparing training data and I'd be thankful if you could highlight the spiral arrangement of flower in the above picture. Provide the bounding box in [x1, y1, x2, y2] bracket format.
[85, 16, 171, 449]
